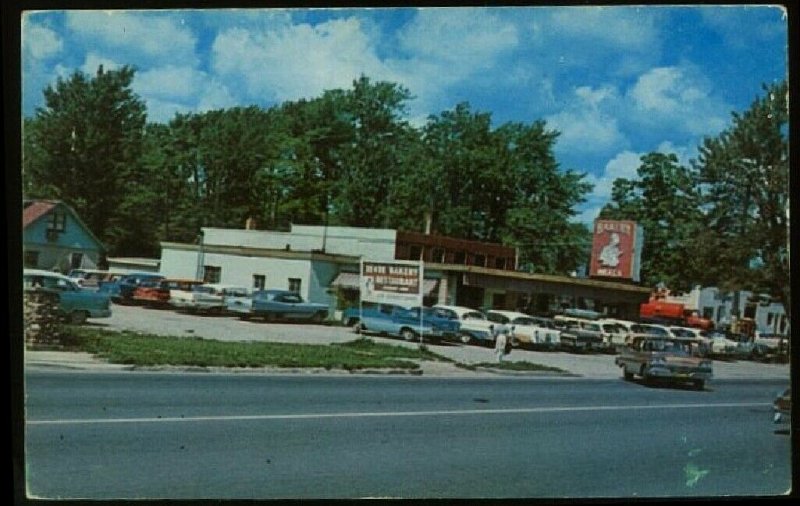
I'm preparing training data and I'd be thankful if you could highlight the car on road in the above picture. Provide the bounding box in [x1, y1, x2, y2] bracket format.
[615, 335, 713, 390]
[247, 289, 329, 323]
[432, 305, 506, 346]
[342, 303, 460, 342]
[485, 310, 560, 349]
[100, 272, 165, 305]
[773, 387, 791, 433]
[23, 268, 112, 324]
[170, 283, 250, 314]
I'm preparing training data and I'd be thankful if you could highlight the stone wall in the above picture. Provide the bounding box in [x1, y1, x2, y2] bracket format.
[24, 290, 64, 347]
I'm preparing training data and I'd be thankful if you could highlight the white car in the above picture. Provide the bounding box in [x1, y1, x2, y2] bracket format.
[700, 330, 739, 356]
[596, 319, 631, 352]
[170, 284, 250, 314]
[486, 310, 560, 349]
[433, 305, 506, 346]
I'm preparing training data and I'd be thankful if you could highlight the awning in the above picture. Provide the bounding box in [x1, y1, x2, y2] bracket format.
[330, 272, 439, 296]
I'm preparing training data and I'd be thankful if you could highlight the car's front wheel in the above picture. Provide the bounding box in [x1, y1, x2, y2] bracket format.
[459, 332, 472, 345]
[693, 379, 705, 391]
[401, 328, 417, 341]
[623, 368, 634, 381]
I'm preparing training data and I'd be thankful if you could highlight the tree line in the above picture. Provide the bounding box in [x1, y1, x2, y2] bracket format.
[22, 66, 789, 314]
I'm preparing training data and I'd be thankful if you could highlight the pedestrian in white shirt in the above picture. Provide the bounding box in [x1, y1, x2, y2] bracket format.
[494, 327, 508, 363]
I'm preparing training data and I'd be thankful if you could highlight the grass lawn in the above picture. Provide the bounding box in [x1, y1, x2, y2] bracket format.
[55, 326, 452, 371]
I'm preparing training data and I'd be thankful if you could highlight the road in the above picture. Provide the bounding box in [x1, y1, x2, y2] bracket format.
[24, 369, 792, 499]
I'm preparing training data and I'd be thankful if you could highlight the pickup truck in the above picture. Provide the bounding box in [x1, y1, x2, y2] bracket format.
[615, 335, 713, 390]
[558, 320, 604, 352]
[342, 304, 460, 342]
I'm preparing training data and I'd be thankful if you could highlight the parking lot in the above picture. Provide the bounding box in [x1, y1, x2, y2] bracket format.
[76, 304, 791, 381]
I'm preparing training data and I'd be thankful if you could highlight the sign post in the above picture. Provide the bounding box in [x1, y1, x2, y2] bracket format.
[359, 259, 425, 344]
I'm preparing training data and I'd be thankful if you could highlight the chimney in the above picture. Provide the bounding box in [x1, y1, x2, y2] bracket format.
[245, 217, 258, 230]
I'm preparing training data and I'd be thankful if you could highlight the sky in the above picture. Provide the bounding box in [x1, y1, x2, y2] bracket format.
[20, 6, 789, 226]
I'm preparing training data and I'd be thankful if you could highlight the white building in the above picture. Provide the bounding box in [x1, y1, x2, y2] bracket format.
[665, 286, 789, 336]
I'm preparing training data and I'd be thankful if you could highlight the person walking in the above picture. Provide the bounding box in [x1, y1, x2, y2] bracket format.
[494, 327, 509, 363]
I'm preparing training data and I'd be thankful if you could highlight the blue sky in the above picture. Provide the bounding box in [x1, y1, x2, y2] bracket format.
[21, 6, 788, 225]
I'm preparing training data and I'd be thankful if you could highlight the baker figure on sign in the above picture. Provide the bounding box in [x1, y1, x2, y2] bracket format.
[599, 232, 622, 267]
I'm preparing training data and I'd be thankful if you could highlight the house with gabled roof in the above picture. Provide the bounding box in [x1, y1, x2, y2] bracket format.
[22, 199, 106, 273]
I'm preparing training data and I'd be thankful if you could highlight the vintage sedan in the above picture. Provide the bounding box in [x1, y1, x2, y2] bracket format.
[615, 335, 713, 390]
[342, 303, 460, 342]
[249, 289, 329, 323]
[133, 279, 203, 308]
[23, 269, 112, 324]
[432, 305, 507, 346]
[99, 272, 164, 304]
[170, 284, 250, 314]
[773, 387, 791, 433]
[485, 310, 560, 349]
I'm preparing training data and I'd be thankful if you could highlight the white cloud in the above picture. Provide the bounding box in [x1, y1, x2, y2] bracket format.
[546, 85, 628, 157]
[65, 11, 198, 66]
[548, 6, 660, 49]
[627, 65, 730, 136]
[23, 23, 63, 60]
[135, 65, 206, 101]
[135, 66, 238, 122]
[573, 150, 642, 226]
[397, 8, 518, 67]
[211, 18, 390, 103]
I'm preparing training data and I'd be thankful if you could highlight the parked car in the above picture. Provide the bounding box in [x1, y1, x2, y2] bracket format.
[559, 320, 604, 352]
[249, 289, 329, 323]
[133, 279, 203, 308]
[23, 268, 112, 324]
[67, 269, 125, 289]
[773, 387, 791, 433]
[342, 303, 460, 342]
[614, 335, 713, 390]
[596, 319, 631, 353]
[432, 305, 507, 346]
[699, 329, 739, 357]
[668, 326, 710, 357]
[170, 284, 250, 314]
[753, 332, 790, 358]
[485, 310, 560, 349]
[99, 272, 165, 305]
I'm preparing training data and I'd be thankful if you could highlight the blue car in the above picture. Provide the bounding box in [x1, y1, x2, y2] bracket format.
[98, 272, 164, 305]
[24, 269, 112, 324]
[342, 304, 460, 342]
[250, 289, 329, 323]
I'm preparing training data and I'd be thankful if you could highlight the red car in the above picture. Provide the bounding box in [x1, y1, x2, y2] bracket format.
[132, 279, 202, 308]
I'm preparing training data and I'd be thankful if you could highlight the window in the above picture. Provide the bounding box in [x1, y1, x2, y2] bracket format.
[767, 313, 774, 325]
[24, 250, 39, 268]
[494, 257, 506, 269]
[48, 211, 67, 232]
[409, 245, 422, 260]
[431, 248, 445, 263]
[453, 251, 466, 264]
[288, 278, 302, 293]
[717, 306, 726, 321]
[70, 253, 83, 270]
[203, 266, 221, 283]
[253, 275, 265, 290]
[702, 307, 714, 319]
[473, 254, 486, 267]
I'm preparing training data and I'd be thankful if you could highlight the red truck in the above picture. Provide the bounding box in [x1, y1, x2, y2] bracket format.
[639, 292, 713, 330]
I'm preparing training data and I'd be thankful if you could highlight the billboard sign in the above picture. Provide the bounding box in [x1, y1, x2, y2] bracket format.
[360, 259, 423, 307]
[589, 219, 643, 282]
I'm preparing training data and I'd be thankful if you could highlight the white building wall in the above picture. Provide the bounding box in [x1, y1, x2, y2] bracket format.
[201, 225, 397, 261]
[159, 248, 201, 279]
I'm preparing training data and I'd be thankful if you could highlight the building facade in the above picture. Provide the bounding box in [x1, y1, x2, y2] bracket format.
[158, 224, 652, 319]
[22, 200, 105, 273]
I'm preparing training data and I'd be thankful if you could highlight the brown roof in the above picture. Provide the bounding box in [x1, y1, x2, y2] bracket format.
[22, 201, 58, 229]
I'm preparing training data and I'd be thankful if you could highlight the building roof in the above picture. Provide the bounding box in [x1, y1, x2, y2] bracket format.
[22, 199, 106, 251]
[22, 200, 58, 229]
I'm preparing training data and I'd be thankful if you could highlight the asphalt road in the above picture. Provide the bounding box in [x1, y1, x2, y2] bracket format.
[24, 370, 792, 499]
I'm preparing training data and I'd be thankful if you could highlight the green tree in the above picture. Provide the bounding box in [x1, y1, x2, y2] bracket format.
[599, 152, 703, 290]
[24, 65, 147, 254]
[692, 81, 789, 316]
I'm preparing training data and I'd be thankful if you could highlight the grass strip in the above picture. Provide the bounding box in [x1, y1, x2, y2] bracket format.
[58, 327, 445, 371]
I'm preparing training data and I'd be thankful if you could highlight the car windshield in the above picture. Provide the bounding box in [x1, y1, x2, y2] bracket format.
[192, 286, 217, 294]
[583, 323, 601, 331]
[643, 339, 691, 354]
[487, 313, 510, 324]
[632, 324, 670, 337]
[513, 317, 537, 326]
